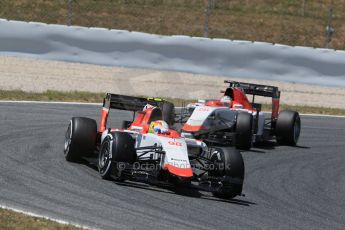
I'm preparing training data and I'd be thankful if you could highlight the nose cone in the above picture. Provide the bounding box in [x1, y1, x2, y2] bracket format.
[164, 164, 193, 178]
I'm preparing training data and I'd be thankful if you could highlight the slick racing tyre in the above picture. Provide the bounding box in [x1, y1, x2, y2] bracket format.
[235, 112, 253, 150]
[209, 147, 245, 199]
[64, 117, 97, 162]
[276, 110, 301, 146]
[98, 132, 136, 180]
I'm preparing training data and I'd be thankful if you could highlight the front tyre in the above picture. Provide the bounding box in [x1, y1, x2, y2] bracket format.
[209, 147, 245, 199]
[98, 136, 113, 179]
[64, 117, 97, 162]
[276, 110, 301, 146]
[98, 132, 136, 180]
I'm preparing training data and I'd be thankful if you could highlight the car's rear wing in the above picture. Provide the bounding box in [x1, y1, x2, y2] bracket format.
[224, 80, 280, 99]
[224, 80, 281, 121]
[103, 93, 164, 111]
[99, 93, 169, 133]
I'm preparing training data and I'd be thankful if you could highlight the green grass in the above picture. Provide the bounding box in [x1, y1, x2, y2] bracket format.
[0, 0, 345, 49]
[0, 208, 81, 230]
[1, 89, 344, 115]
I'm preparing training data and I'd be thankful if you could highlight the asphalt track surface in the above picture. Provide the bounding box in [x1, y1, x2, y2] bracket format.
[0, 102, 344, 230]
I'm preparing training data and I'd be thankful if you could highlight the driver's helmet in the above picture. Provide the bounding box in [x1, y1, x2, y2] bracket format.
[149, 120, 169, 134]
[220, 95, 232, 104]
[143, 104, 154, 111]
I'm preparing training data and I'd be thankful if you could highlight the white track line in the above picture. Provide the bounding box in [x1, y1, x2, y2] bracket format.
[0, 100, 345, 118]
[0, 204, 93, 229]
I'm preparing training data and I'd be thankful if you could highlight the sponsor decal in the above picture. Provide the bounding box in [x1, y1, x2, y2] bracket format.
[198, 107, 210, 112]
[168, 141, 182, 146]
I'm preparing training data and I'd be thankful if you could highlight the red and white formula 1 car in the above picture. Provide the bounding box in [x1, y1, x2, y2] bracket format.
[64, 93, 245, 199]
[179, 80, 301, 150]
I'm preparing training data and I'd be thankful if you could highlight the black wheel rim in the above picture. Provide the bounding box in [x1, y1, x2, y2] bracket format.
[99, 140, 111, 174]
[209, 149, 225, 176]
[64, 122, 72, 155]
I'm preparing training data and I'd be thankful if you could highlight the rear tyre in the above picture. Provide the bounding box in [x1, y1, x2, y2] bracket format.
[209, 147, 245, 199]
[276, 110, 301, 146]
[235, 112, 253, 150]
[98, 132, 136, 180]
[64, 117, 97, 162]
[161, 102, 175, 126]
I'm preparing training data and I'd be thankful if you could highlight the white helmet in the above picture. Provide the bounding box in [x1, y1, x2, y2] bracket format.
[143, 104, 154, 111]
[220, 95, 232, 104]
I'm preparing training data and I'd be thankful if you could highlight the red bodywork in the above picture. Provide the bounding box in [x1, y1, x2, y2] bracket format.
[99, 107, 180, 137]
[206, 87, 280, 120]
[204, 88, 255, 111]
[163, 164, 193, 177]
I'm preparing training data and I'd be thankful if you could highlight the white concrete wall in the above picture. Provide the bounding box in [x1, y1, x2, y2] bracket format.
[0, 19, 344, 87]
